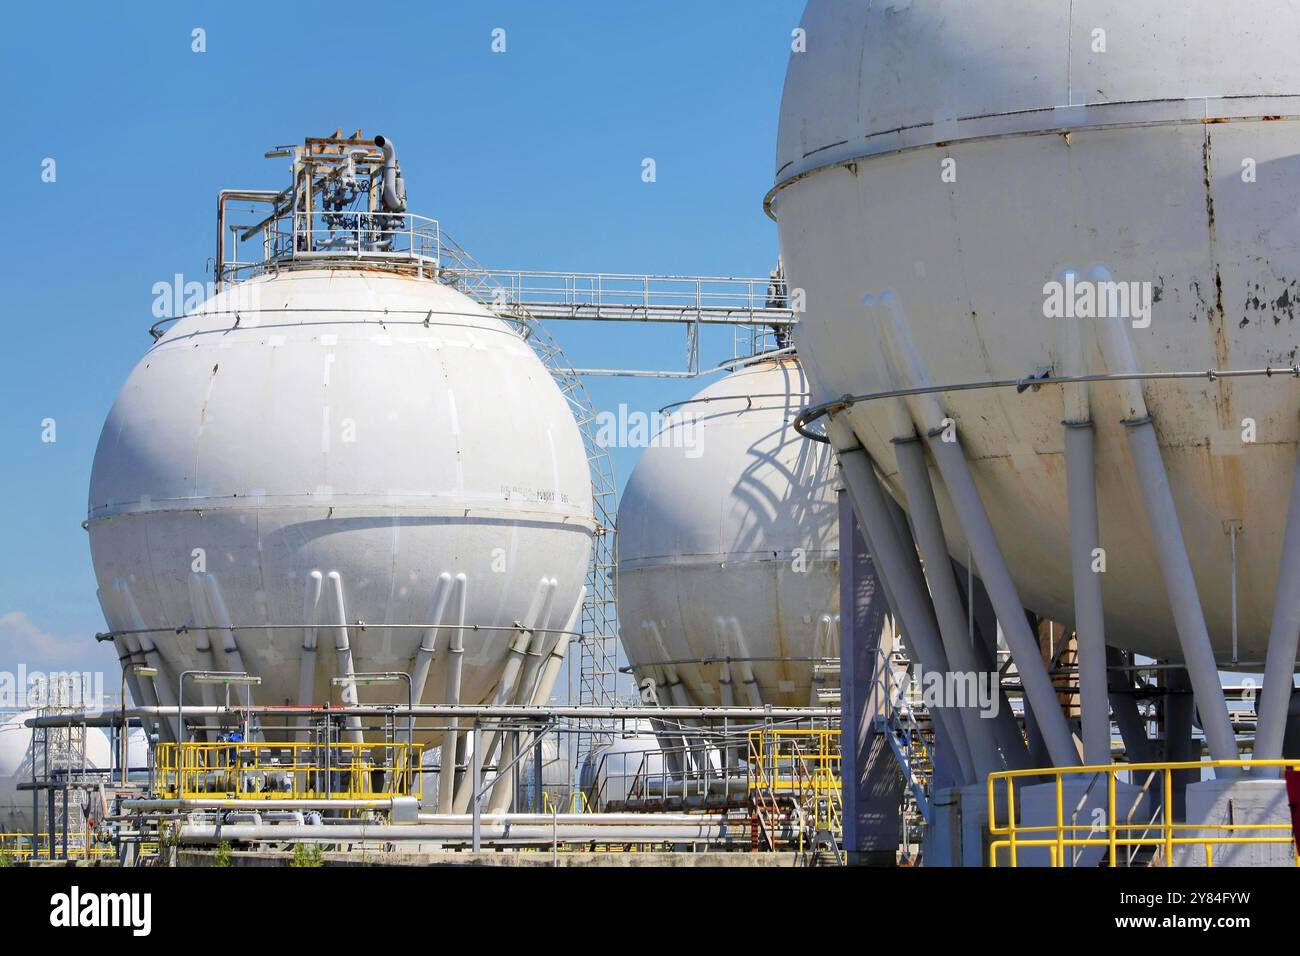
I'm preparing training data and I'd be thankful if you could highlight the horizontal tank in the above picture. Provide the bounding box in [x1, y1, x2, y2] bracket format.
[774, 0, 1300, 660]
[616, 356, 839, 706]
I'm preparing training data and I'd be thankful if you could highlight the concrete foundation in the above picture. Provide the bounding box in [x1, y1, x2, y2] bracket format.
[1017, 778, 1150, 867]
[924, 783, 988, 867]
[1177, 779, 1295, 867]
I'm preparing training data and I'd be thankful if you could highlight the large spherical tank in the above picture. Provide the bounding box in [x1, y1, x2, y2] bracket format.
[89, 269, 594, 731]
[0, 712, 111, 834]
[774, 0, 1300, 660]
[616, 357, 839, 706]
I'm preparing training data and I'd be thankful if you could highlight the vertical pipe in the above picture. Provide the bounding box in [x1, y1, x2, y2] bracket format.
[1255, 436, 1300, 770]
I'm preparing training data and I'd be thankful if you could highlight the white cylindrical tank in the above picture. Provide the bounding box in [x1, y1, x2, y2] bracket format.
[0, 712, 112, 835]
[88, 268, 594, 733]
[579, 728, 666, 811]
[616, 357, 839, 706]
[774, 0, 1300, 660]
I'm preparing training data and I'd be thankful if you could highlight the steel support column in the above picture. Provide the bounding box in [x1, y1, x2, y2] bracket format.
[1124, 420, 1238, 765]
[837, 490, 903, 864]
[1254, 435, 1300, 771]
[892, 437, 1004, 779]
[1064, 422, 1112, 765]
[831, 423, 976, 784]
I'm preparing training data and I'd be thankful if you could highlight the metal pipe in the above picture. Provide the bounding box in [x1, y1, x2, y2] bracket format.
[1253, 435, 1300, 770]
[176, 822, 731, 844]
[26, 703, 837, 728]
[371, 135, 407, 213]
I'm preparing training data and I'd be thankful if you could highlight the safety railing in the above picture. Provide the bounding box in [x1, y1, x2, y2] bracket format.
[475, 270, 793, 325]
[746, 727, 842, 851]
[868, 648, 935, 821]
[0, 833, 114, 861]
[988, 759, 1300, 867]
[154, 740, 423, 801]
[222, 209, 441, 284]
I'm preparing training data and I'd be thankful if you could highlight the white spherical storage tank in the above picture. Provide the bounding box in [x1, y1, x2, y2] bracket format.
[88, 267, 595, 736]
[0, 712, 111, 835]
[616, 357, 839, 707]
[772, 0, 1300, 663]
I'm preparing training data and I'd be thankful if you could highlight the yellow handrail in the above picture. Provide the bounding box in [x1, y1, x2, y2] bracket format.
[987, 759, 1300, 867]
[155, 740, 424, 801]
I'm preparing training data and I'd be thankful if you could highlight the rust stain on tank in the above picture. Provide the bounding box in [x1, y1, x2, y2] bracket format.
[1203, 129, 1233, 430]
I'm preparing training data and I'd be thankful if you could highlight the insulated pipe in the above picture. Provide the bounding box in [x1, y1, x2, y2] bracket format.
[873, 292, 1077, 767]
[892, 437, 1005, 779]
[328, 571, 364, 743]
[1056, 270, 1111, 766]
[438, 574, 468, 814]
[372, 135, 407, 213]
[1254, 434, 1300, 771]
[830, 421, 976, 784]
[176, 821, 731, 845]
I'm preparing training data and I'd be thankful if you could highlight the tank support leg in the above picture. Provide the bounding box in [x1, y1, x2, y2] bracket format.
[837, 490, 904, 864]
[868, 291, 1074, 766]
[1064, 422, 1112, 765]
[893, 436, 1006, 779]
[1106, 647, 1154, 762]
[438, 575, 468, 814]
[830, 421, 976, 784]
[1124, 420, 1238, 766]
[1254, 434, 1300, 771]
[925, 435, 1078, 766]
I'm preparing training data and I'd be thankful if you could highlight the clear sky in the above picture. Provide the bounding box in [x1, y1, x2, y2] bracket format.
[0, 1, 804, 681]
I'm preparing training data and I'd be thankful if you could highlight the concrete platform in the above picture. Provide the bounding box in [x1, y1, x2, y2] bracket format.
[1176, 778, 1295, 867]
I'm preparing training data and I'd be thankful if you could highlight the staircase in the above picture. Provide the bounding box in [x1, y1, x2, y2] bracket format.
[870, 650, 936, 823]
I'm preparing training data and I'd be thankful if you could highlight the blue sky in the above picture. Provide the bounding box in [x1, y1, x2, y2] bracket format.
[0, 1, 803, 678]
